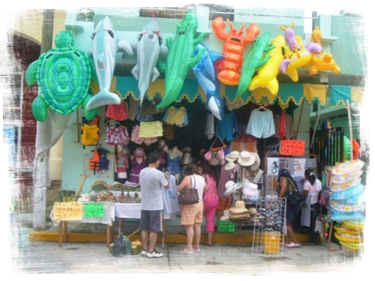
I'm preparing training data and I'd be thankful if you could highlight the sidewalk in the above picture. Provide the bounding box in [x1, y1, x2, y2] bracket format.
[9, 212, 369, 275]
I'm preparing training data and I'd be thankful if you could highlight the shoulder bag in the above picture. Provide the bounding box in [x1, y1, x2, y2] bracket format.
[178, 176, 199, 204]
[286, 177, 304, 206]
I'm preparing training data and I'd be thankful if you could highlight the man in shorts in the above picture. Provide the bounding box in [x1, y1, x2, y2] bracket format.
[139, 151, 170, 258]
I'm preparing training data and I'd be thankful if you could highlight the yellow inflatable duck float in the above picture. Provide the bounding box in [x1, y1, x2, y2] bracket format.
[249, 35, 286, 95]
[308, 51, 341, 75]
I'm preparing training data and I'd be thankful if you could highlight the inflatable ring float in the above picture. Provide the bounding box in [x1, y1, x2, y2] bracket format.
[334, 231, 364, 243]
[334, 225, 361, 236]
[342, 220, 365, 232]
[331, 160, 365, 176]
[331, 169, 363, 184]
[330, 177, 362, 191]
[331, 183, 364, 200]
[342, 190, 365, 205]
[340, 241, 364, 251]
[330, 210, 365, 222]
[330, 200, 365, 213]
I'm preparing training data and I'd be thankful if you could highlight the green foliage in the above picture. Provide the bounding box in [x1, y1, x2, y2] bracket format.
[77, 7, 95, 21]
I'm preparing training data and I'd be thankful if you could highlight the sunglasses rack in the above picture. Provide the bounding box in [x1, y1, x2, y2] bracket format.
[251, 197, 287, 257]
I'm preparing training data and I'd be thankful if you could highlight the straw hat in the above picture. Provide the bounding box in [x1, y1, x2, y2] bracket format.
[133, 147, 145, 158]
[229, 200, 248, 214]
[250, 152, 261, 171]
[249, 207, 258, 215]
[225, 151, 240, 162]
[230, 212, 251, 220]
[238, 151, 255, 167]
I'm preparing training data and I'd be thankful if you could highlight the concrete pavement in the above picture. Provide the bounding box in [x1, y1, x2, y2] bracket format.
[11, 238, 375, 280]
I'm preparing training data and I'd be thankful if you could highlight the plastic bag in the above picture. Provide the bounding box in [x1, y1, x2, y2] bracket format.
[112, 233, 126, 257]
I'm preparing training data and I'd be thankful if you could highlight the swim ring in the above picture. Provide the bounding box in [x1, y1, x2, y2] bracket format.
[334, 231, 364, 243]
[330, 210, 365, 221]
[331, 160, 364, 176]
[331, 183, 364, 200]
[342, 190, 365, 205]
[340, 241, 364, 251]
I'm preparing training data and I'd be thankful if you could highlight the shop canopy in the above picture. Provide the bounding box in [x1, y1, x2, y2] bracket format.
[102, 76, 364, 110]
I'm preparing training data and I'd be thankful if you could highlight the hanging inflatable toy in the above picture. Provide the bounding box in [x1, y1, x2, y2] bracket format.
[156, 10, 206, 109]
[86, 16, 134, 110]
[25, 30, 98, 122]
[311, 26, 322, 46]
[236, 32, 273, 98]
[212, 17, 260, 86]
[279, 23, 322, 82]
[308, 51, 341, 75]
[193, 43, 225, 120]
[249, 34, 286, 95]
[131, 18, 168, 106]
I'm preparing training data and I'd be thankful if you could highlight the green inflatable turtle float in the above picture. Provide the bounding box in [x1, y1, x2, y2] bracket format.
[25, 30, 97, 122]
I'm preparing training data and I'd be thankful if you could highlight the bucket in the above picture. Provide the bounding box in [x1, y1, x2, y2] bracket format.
[263, 232, 280, 254]
[10, 226, 29, 253]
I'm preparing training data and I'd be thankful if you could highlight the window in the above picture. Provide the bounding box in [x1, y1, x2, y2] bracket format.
[0, 48, 23, 167]
[140, 3, 234, 21]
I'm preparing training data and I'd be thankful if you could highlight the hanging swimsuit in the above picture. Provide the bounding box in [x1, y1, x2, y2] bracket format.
[115, 146, 129, 178]
[130, 125, 158, 146]
[106, 124, 129, 145]
[163, 106, 188, 127]
[105, 102, 129, 121]
[166, 155, 181, 175]
[128, 158, 146, 184]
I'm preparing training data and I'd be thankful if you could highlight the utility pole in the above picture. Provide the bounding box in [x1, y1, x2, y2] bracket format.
[32, 9, 54, 230]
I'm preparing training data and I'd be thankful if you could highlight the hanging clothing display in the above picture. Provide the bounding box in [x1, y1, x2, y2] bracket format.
[130, 125, 158, 146]
[166, 154, 181, 176]
[139, 121, 163, 138]
[115, 144, 129, 179]
[163, 106, 188, 127]
[217, 164, 239, 199]
[215, 112, 239, 142]
[162, 175, 180, 220]
[273, 112, 294, 139]
[128, 157, 146, 184]
[106, 124, 129, 145]
[105, 101, 129, 121]
[246, 108, 275, 139]
[205, 112, 215, 139]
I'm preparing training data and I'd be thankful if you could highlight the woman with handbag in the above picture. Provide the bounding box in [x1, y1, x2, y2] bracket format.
[302, 169, 322, 245]
[198, 158, 219, 246]
[277, 169, 300, 248]
[177, 163, 207, 254]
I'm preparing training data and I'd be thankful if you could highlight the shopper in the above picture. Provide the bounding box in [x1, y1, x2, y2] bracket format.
[178, 163, 207, 253]
[139, 151, 170, 258]
[302, 169, 322, 245]
[198, 158, 219, 246]
[277, 169, 300, 248]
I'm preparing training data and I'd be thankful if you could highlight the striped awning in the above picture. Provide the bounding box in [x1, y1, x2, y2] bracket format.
[107, 76, 364, 109]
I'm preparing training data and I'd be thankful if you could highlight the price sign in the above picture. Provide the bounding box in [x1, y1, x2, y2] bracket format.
[83, 203, 105, 218]
[280, 140, 305, 156]
[53, 202, 83, 221]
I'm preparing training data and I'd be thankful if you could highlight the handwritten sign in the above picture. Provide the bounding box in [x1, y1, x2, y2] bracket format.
[280, 140, 305, 156]
[53, 202, 83, 221]
[83, 203, 105, 218]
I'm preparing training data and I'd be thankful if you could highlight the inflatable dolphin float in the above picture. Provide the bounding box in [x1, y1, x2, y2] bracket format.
[86, 16, 133, 110]
[131, 19, 168, 106]
[193, 43, 224, 120]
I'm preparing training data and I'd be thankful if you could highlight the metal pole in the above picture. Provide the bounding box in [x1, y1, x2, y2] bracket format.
[33, 9, 54, 230]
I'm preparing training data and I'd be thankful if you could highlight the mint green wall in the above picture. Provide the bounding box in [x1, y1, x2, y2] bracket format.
[330, 116, 361, 140]
[330, 15, 366, 76]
